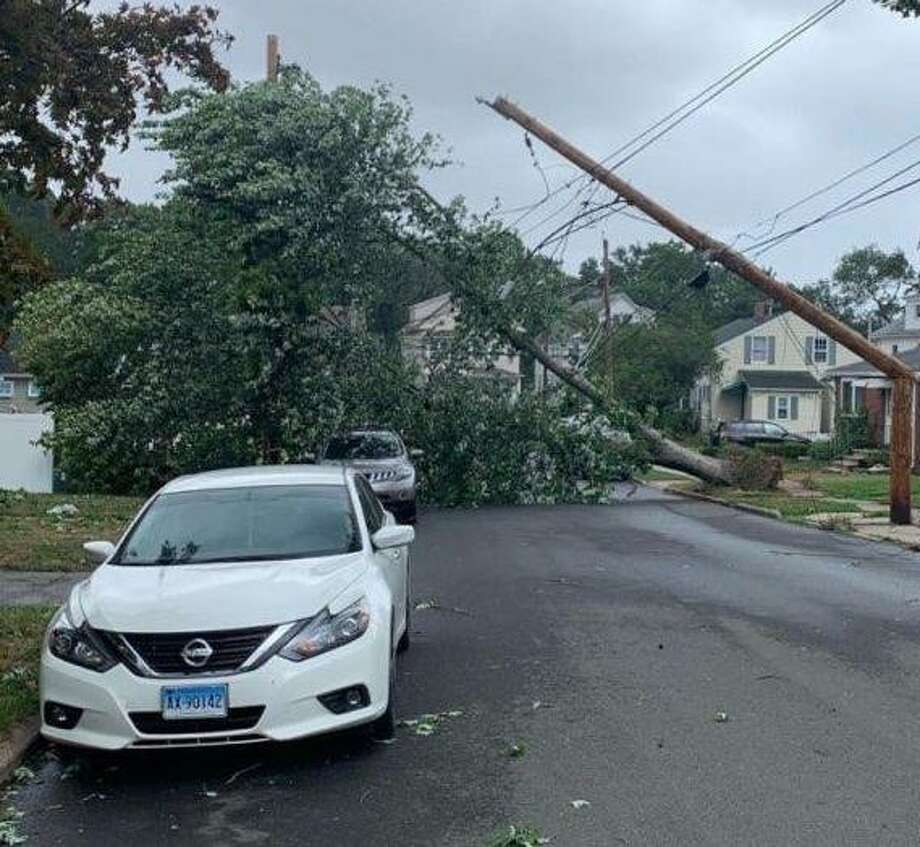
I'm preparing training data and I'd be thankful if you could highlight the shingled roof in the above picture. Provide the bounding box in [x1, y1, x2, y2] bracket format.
[735, 370, 825, 391]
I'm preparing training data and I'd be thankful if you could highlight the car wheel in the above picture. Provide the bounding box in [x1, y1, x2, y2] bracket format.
[370, 622, 397, 740]
[401, 501, 417, 525]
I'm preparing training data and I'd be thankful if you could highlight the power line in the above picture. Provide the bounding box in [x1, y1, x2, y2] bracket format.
[737, 128, 920, 245]
[744, 156, 920, 257]
[502, 0, 849, 238]
[606, 0, 849, 172]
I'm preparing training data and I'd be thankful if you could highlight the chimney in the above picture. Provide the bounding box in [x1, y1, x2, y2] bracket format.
[753, 300, 773, 322]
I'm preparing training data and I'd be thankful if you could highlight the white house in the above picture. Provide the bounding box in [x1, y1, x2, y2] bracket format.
[693, 302, 861, 437]
[399, 293, 522, 394]
[869, 292, 920, 355]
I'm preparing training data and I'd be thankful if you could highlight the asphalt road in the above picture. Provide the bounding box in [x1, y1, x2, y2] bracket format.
[12, 485, 920, 846]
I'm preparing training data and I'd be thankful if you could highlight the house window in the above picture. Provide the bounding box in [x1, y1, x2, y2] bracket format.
[776, 396, 790, 420]
[813, 337, 828, 364]
[751, 336, 768, 363]
[27, 382, 40, 398]
[0, 379, 12, 398]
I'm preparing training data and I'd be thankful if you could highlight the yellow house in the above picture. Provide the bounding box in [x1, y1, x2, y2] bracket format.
[693, 304, 861, 438]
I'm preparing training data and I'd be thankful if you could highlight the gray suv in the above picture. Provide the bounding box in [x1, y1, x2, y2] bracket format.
[319, 429, 420, 524]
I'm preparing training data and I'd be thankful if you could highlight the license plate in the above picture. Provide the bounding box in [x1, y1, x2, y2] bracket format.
[160, 684, 228, 720]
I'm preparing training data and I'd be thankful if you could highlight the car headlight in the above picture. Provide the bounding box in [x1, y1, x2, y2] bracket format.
[390, 465, 413, 482]
[47, 608, 117, 673]
[278, 598, 370, 662]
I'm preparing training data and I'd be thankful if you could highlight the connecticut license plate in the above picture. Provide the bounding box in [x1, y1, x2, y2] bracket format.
[160, 684, 228, 720]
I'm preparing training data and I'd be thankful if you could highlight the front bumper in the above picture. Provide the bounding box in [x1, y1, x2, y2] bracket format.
[39, 620, 390, 751]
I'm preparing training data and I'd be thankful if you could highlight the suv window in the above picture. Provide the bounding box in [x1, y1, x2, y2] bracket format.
[355, 476, 384, 534]
[763, 423, 786, 437]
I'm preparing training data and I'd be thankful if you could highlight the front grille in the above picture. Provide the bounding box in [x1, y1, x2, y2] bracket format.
[365, 469, 400, 483]
[129, 706, 265, 735]
[116, 626, 274, 675]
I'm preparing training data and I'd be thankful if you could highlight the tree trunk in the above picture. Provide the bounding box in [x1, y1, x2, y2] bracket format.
[503, 323, 734, 485]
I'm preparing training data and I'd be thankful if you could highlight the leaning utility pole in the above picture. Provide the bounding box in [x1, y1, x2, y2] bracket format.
[486, 96, 916, 525]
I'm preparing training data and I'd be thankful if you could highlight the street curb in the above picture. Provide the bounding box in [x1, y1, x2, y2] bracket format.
[656, 484, 784, 520]
[0, 718, 40, 787]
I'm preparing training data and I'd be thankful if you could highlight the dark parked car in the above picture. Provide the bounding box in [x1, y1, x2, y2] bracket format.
[318, 429, 420, 524]
[714, 419, 811, 447]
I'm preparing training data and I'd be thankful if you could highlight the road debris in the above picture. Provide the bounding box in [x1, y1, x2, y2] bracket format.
[570, 799, 590, 809]
[398, 710, 464, 736]
[223, 762, 262, 786]
[488, 824, 550, 847]
[413, 598, 471, 616]
[714, 711, 729, 723]
[507, 742, 527, 759]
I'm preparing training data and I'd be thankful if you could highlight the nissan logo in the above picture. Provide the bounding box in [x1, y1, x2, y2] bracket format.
[180, 638, 214, 668]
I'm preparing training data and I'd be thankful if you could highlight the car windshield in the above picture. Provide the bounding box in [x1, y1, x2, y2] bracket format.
[324, 433, 402, 461]
[115, 484, 360, 566]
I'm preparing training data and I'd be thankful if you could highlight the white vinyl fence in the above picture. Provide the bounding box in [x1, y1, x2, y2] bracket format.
[0, 413, 53, 493]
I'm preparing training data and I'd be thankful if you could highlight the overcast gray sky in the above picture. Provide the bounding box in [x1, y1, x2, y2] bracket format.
[108, 0, 920, 285]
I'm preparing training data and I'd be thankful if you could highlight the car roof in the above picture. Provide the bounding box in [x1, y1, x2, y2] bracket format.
[160, 465, 349, 494]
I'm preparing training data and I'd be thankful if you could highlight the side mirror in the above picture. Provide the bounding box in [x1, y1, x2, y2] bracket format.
[409, 448, 424, 459]
[371, 525, 415, 550]
[83, 540, 115, 565]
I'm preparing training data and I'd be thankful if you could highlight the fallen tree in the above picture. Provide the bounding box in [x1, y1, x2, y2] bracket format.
[502, 324, 734, 485]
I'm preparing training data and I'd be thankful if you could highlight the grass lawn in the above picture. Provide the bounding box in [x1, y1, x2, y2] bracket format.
[700, 487, 866, 521]
[0, 492, 143, 571]
[806, 473, 920, 504]
[0, 605, 55, 736]
[638, 467, 693, 482]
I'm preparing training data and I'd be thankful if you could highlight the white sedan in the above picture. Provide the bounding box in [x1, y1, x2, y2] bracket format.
[40, 465, 414, 750]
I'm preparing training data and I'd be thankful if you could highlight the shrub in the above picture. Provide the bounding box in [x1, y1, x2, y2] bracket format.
[835, 410, 872, 451]
[760, 442, 810, 460]
[809, 439, 840, 462]
[727, 447, 782, 490]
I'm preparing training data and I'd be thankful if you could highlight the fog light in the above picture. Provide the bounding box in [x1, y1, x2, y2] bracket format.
[318, 685, 370, 714]
[43, 701, 83, 730]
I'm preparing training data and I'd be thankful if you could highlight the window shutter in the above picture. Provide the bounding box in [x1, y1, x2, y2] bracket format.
[805, 336, 813, 364]
[768, 336, 776, 364]
[828, 340, 836, 365]
[791, 396, 799, 420]
[744, 336, 752, 364]
[767, 396, 776, 419]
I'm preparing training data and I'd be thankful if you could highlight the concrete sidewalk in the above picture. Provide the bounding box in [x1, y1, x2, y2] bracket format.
[0, 571, 85, 607]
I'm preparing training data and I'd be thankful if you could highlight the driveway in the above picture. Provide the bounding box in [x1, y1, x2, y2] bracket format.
[12, 486, 920, 846]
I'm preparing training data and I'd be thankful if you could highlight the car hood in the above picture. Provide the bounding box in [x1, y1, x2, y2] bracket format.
[76, 552, 369, 633]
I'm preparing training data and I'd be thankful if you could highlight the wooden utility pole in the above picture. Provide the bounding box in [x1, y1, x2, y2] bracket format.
[487, 96, 916, 525]
[266, 34, 280, 82]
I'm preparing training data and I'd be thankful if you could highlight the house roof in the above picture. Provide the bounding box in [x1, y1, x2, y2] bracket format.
[870, 314, 920, 339]
[712, 317, 762, 346]
[827, 347, 920, 379]
[734, 369, 825, 391]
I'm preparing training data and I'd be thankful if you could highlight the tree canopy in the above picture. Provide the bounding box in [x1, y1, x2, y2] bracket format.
[0, 0, 231, 220]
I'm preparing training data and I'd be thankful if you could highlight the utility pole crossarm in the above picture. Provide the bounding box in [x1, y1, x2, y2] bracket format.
[486, 96, 915, 383]
[486, 95, 915, 525]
